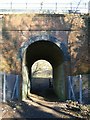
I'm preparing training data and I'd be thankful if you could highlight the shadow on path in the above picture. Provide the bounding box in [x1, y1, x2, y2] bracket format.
[2, 99, 85, 120]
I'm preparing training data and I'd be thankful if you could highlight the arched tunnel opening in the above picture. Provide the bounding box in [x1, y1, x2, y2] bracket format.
[31, 60, 58, 101]
[22, 40, 66, 101]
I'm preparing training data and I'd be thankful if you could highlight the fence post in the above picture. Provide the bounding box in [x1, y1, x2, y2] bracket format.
[40, 2, 43, 11]
[11, 75, 19, 99]
[11, 2, 12, 11]
[68, 76, 75, 100]
[79, 74, 82, 103]
[16, 75, 19, 98]
[68, 76, 71, 99]
[3, 73, 6, 102]
[55, 3, 57, 12]
[26, 2, 27, 10]
[0, 73, 2, 102]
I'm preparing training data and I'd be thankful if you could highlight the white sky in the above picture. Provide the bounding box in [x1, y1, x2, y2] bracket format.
[0, 0, 89, 13]
[0, 0, 89, 3]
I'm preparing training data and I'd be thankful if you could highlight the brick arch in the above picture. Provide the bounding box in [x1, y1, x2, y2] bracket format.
[20, 34, 70, 61]
[20, 34, 70, 100]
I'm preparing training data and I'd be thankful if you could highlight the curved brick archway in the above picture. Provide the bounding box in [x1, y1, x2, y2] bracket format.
[20, 34, 70, 101]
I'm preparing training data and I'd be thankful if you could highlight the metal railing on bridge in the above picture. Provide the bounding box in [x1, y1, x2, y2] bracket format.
[0, 2, 89, 14]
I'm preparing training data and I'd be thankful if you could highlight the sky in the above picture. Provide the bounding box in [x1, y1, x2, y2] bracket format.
[0, 0, 89, 13]
[0, 0, 89, 3]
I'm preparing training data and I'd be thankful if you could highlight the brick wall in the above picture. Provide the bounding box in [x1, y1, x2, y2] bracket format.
[0, 14, 90, 75]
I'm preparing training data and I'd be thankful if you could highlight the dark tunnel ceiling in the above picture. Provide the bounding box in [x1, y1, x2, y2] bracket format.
[26, 40, 64, 69]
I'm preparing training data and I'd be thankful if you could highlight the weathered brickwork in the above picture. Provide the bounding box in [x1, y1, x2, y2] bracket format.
[0, 14, 90, 75]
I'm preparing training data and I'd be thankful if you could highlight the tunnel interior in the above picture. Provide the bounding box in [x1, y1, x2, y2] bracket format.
[26, 40, 64, 68]
[22, 40, 66, 101]
[31, 60, 56, 101]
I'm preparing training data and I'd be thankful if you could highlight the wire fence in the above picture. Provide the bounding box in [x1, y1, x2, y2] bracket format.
[0, 2, 89, 14]
[0, 72, 20, 102]
[68, 74, 90, 104]
[0, 72, 90, 104]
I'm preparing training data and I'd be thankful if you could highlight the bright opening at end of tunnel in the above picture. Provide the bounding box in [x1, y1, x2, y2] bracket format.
[31, 60, 53, 78]
[30, 60, 58, 101]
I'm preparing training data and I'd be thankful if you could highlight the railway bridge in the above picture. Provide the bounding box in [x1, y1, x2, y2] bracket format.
[0, 14, 90, 101]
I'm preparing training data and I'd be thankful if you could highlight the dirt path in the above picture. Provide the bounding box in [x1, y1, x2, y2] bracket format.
[1, 85, 90, 119]
[1, 93, 88, 119]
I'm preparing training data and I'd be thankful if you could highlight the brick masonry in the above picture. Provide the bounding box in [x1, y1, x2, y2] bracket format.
[0, 13, 90, 75]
